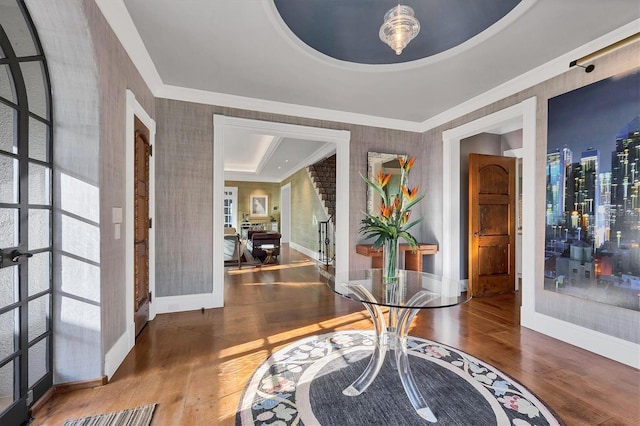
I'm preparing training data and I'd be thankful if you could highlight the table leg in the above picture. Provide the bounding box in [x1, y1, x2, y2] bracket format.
[343, 285, 439, 422]
[395, 292, 440, 422]
[262, 248, 276, 264]
[343, 285, 388, 396]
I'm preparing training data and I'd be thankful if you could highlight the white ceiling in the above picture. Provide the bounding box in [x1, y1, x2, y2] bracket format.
[98, 0, 639, 181]
[223, 128, 335, 182]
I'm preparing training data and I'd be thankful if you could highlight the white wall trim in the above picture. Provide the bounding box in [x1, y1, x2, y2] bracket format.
[289, 242, 318, 261]
[418, 21, 639, 132]
[521, 311, 639, 369]
[124, 89, 156, 358]
[157, 85, 423, 133]
[104, 325, 134, 380]
[214, 115, 350, 307]
[154, 293, 217, 314]
[94, 0, 163, 93]
[280, 183, 291, 243]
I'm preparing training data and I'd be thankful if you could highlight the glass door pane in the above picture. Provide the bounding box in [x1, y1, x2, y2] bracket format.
[0, 2, 53, 423]
[0, 154, 18, 203]
[0, 103, 17, 153]
[0, 361, 16, 413]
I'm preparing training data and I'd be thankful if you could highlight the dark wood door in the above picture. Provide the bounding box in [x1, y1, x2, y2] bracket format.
[468, 153, 516, 297]
[134, 123, 150, 337]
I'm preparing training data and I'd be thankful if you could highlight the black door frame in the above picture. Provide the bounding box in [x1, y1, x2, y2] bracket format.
[0, 1, 53, 424]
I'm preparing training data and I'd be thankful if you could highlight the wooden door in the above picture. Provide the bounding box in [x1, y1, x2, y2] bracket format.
[469, 154, 516, 297]
[134, 122, 151, 337]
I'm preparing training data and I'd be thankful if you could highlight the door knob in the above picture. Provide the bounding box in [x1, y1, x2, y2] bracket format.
[10, 250, 33, 262]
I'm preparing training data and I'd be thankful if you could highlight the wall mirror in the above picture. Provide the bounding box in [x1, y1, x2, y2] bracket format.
[366, 152, 406, 215]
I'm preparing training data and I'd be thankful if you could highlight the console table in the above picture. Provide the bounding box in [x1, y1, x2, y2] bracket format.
[356, 243, 438, 271]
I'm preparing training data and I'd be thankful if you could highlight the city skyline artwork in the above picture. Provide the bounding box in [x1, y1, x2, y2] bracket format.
[545, 68, 640, 311]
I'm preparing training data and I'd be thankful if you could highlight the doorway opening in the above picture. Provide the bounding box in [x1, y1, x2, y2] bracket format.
[213, 116, 350, 307]
[442, 98, 537, 319]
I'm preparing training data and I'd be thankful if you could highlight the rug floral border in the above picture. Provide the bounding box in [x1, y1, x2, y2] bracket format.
[236, 330, 562, 426]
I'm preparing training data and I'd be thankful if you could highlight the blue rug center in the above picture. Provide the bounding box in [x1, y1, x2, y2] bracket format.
[309, 350, 496, 425]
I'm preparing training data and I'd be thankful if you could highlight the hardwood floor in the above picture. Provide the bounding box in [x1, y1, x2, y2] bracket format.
[31, 247, 639, 425]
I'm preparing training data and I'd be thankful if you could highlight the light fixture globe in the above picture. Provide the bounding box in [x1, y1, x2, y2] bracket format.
[379, 5, 420, 55]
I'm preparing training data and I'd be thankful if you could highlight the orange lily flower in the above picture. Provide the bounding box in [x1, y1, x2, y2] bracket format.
[402, 185, 420, 201]
[401, 211, 410, 225]
[392, 197, 400, 212]
[376, 170, 391, 188]
[380, 202, 393, 219]
[398, 156, 416, 172]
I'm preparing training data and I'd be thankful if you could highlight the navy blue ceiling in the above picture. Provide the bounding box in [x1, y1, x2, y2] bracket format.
[274, 0, 522, 65]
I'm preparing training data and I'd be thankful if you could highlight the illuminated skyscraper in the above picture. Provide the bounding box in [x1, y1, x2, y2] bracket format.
[579, 148, 600, 240]
[597, 172, 611, 247]
[546, 148, 572, 226]
[610, 117, 640, 240]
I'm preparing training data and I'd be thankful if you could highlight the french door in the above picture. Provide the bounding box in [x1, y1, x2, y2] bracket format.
[223, 187, 238, 229]
[0, 1, 53, 424]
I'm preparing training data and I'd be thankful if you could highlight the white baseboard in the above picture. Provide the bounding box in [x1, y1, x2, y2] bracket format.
[154, 291, 220, 314]
[104, 292, 220, 378]
[104, 324, 134, 380]
[289, 242, 319, 261]
[521, 307, 640, 369]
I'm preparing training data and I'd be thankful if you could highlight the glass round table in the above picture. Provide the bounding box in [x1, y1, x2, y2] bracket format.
[328, 269, 470, 423]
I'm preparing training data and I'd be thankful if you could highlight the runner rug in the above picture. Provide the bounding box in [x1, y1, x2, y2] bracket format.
[236, 330, 563, 425]
[63, 403, 156, 426]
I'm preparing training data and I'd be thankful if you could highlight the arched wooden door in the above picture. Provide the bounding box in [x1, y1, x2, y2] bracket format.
[468, 154, 516, 297]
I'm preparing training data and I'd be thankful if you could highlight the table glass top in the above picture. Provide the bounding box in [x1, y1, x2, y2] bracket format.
[328, 269, 470, 309]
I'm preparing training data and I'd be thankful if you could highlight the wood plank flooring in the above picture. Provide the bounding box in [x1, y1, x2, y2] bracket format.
[30, 247, 639, 425]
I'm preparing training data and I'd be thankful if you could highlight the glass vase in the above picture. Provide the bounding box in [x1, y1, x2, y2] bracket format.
[382, 237, 401, 284]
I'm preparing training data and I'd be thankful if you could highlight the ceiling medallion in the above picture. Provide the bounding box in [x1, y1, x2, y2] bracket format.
[379, 4, 421, 55]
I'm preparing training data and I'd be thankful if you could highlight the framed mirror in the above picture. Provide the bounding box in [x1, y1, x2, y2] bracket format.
[366, 152, 406, 215]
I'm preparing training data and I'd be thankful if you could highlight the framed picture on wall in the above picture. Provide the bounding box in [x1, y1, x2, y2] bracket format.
[544, 68, 640, 311]
[250, 195, 268, 217]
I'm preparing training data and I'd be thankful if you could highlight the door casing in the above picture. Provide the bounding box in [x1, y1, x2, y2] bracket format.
[105, 89, 156, 380]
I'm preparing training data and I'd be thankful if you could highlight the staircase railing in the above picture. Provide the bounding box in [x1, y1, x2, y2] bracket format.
[318, 215, 335, 267]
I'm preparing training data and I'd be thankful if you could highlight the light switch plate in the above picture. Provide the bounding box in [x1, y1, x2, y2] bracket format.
[112, 207, 123, 224]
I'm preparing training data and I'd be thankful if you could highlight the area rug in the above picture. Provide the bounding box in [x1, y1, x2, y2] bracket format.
[236, 331, 562, 425]
[63, 403, 156, 426]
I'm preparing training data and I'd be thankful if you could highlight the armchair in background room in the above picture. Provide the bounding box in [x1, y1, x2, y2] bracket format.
[224, 227, 241, 268]
[247, 230, 281, 262]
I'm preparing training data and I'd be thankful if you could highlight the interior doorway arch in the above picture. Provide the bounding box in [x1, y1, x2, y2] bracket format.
[213, 116, 350, 307]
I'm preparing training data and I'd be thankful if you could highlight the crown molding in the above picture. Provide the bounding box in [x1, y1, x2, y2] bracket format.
[156, 84, 424, 132]
[96, 3, 639, 134]
[418, 20, 640, 132]
[94, 0, 163, 93]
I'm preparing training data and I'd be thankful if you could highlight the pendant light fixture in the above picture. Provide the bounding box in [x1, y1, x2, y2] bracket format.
[379, 4, 420, 55]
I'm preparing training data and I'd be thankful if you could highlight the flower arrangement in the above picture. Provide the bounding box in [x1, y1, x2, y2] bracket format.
[360, 156, 424, 281]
